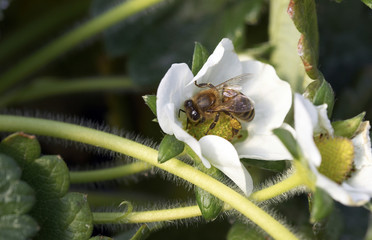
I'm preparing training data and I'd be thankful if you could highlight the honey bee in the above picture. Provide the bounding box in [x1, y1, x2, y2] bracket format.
[181, 74, 255, 137]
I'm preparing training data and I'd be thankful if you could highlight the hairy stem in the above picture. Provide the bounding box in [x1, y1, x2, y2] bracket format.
[250, 162, 314, 202]
[93, 205, 203, 224]
[70, 162, 151, 183]
[0, 0, 164, 94]
[0, 115, 298, 240]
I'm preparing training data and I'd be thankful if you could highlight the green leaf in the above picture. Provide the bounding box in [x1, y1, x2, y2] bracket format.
[0, 132, 41, 169]
[191, 42, 210, 76]
[361, 0, 372, 9]
[0, 179, 35, 215]
[0, 133, 93, 240]
[32, 192, 93, 240]
[269, 0, 305, 92]
[273, 127, 302, 160]
[310, 187, 334, 223]
[332, 112, 365, 138]
[227, 221, 267, 240]
[241, 158, 290, 172]
[312, 79, 335, 117]
[59, 193, 93, 240]
[0, 153, 21, 184]
[194, 164, 224, 221]
[25, 155, 70, 200]
[288, 0, 320, 79]
[304, 78, 335, 118]
[142, 95, 157, 117]
[158, 134, 185, 163]
[0, 214, 39, 240]
[0, 153, 35, 215]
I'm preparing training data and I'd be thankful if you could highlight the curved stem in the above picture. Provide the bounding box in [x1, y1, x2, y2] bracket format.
[250, 162, 314, 202]
[0, 0, 164, 94]
[92, 163, 313, 224]
[0, 115, 298, 240]
[70, 162, 151, 183]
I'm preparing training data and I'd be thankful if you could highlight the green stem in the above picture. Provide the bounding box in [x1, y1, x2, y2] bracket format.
[0, 0, 164, 94]
[0, 76, 137, 107]
[0, 115, 298, 240]
[251, 161, 315, 202]
[93, 205, 203, 224]
[70, 162, 151, 183]
[92, 163, 313, 224]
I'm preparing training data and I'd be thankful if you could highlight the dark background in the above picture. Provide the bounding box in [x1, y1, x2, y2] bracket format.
[0, 0, 371, 239]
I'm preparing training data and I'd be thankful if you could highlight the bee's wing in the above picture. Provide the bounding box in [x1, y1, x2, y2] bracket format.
[215, 73, 254, 91]
[212, 95, 254, 113]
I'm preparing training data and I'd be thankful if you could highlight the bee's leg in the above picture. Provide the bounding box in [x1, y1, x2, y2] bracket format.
[178, 109, 185, 118]
[194, 81, 216, 89]
[205, 113, 220, 135]
[223, 111, 242, 137]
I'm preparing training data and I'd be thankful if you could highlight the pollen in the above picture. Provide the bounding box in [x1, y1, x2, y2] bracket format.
[186, 114, 240, 141]
[314, 135, 354, 184]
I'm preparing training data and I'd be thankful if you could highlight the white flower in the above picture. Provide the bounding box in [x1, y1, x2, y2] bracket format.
[294, 93, 372, 206]
[156, 38, 292, 195]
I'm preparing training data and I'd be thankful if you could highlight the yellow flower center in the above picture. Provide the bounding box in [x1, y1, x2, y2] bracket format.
[314, 135, 354, 184]
[186, 114, 243, 141]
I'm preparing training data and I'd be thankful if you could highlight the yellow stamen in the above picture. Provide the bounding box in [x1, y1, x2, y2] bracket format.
[314, 135, 354, 184]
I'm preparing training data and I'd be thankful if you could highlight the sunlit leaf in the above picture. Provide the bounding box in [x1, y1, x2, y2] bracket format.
[332, 112, 365, 138]
[269, 0, 305, 92]
[361, 0, 372, 9]
[287, 0, 320, 79]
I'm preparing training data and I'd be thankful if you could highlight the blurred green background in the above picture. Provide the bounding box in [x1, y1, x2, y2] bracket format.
[0, 0, 371, 239]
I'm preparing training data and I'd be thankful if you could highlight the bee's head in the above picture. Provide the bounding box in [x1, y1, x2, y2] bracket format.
[184, 99, 200, 122]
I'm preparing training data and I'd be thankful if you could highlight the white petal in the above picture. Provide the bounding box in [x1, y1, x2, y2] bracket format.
[235, 132, 292, 160]
[192, 38, 242, 87]
[156, 63, 194, 135]
[199, 135, 253, 195]
[240, 61, 292, 134]
[316, 173, 370, 206]
[351, 121, 372, 169]
[156, 64, 211, 168]
[314, 104, 334, 136]
[294, 94, 322, 166]
[346, 165, 372, 195]
[311, 159, 372, 206]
